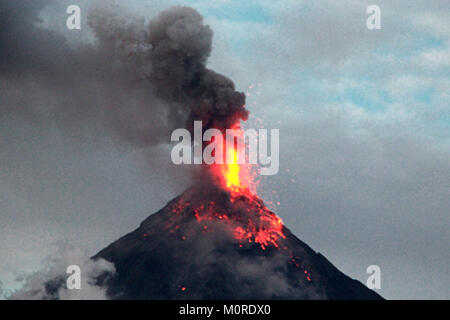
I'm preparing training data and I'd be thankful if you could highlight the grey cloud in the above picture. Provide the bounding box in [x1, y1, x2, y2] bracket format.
[259, 110, 450, 299]
[9, 243, 115, 300]
[0, 1, 247, 147]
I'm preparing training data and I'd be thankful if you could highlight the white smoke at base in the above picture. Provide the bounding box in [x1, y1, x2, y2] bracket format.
[8, 243, 115, 300]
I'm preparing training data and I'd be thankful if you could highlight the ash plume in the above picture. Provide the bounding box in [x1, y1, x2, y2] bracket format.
[87, 4, 248, 130]
[0, 1, 247, 148]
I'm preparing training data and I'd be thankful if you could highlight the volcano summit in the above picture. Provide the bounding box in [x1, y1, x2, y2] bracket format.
[92, 184, 382, 300]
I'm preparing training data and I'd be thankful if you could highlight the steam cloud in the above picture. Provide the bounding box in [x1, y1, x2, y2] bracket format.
[8, 243, 115, 300]
[0, 1, 247, 147]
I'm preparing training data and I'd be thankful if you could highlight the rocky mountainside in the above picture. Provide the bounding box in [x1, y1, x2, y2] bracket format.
[93, 186, 383, 300]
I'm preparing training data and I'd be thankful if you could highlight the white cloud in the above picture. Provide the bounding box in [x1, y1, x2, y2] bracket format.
[8, 243, 115, 300]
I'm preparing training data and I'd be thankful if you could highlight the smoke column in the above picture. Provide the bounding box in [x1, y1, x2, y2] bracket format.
[0, 1, 247, 148]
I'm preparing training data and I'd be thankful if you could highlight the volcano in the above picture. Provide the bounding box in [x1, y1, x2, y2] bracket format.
[1, 3, 384, 301]
[93, 184, 382, 300]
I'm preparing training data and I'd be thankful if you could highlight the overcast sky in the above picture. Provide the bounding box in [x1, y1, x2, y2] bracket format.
[1, 0, 449, 299]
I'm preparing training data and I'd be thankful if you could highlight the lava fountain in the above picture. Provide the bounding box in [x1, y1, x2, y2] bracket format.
[179, 121, 287, 251]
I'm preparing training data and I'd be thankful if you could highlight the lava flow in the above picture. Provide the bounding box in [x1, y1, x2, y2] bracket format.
[224, 146, 240, 190]
[169, 122, 286, 250]
[211, 123, 258, 195]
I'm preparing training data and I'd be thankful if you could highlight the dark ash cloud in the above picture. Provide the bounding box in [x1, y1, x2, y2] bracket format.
[0, 2, 247, 146]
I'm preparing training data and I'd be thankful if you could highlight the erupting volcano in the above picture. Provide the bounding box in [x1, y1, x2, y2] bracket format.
[10, 5, 382, 300]
[92, 127, 382, 299]
[88, 6, 382, 300]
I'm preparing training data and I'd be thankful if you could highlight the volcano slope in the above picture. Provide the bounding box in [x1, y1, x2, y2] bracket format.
[93, 185, 383, 300]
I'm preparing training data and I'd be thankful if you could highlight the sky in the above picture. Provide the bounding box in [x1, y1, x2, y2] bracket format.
[0, 0, 449, 299]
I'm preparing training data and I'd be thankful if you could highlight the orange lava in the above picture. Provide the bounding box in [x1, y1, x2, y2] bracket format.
[212, 122, 258, 195]
[206, 122, 285, 249]
[224, 147, 240, 190]
[167, 121, 285, 250]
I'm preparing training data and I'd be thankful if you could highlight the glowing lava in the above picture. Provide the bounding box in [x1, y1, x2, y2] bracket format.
[224, 147, 240, 190]
[212, 122, 257, 196]
[219, 133, 286, 249]
[166, 121, 286, 250]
